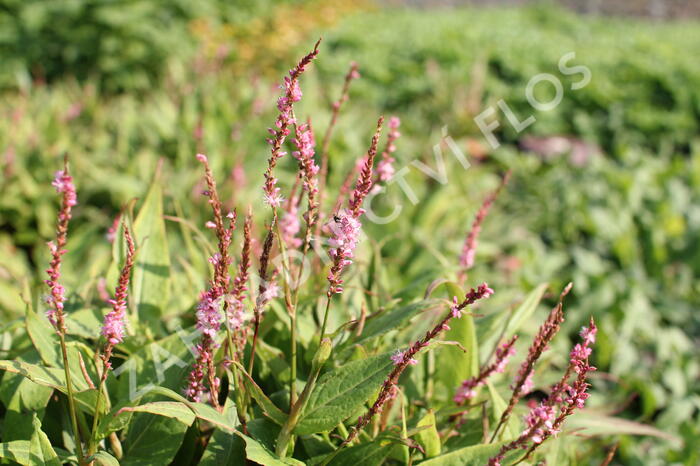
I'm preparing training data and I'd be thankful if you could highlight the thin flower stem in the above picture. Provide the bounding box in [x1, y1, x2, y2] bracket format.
[319, 293, 333, 343]
[87, 375, 107, 456]
[275, 337, 330, 457]
[248, 315, 261, 375]
[223, 317, 247, 421]
[289, 310, 297, 408]
[59, 332, 85, 462]
[273, 219, 298, 408]
[45, 161, 83, 462]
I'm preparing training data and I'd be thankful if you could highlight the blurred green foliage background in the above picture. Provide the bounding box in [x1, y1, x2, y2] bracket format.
[0, 0, 698, 464]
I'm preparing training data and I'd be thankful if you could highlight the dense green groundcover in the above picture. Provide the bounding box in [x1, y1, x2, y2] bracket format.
[0, 3, 698, 465]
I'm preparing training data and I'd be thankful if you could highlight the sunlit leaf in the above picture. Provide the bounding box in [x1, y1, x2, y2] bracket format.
[296, 353, 393, 435]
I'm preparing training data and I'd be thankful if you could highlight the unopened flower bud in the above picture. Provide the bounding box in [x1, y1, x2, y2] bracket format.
[312, 338, 332, 370]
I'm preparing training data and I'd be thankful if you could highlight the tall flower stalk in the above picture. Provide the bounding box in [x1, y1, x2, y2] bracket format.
[332, 114, 400, 213]
[263, 40, 320, 208]
[274, 117, 385, 456]
[89, 224, 135, 456]
[226, 208, 252, 362]
[491, 282, 573, 441]
[321, 116, 384, 339]
[488, 319, 597, 465]
[226, 208, 252, 428]
[320, 284, 495, 464]
[279, 119, 322, 407]
[457, 171, 511, 284]
[185, 153, 236, 409]
[44, 161, 84, 461]
[250, 42, 320, 376]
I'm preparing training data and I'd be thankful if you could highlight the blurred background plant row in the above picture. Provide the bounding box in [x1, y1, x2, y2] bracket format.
[0, 0, 698, 464]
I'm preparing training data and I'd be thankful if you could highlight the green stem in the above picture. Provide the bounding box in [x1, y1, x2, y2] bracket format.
[273, 220, 297, 408]
[87, 377, 105, 456]
[319, 294, 333, 344]
[247, 318, 260, 374]
[337, 422, 349, 439]
[58, 332, 85, 463]
[223, 316, 248, 427]
[289, 310, 297, 408]
[275, 361, 323, 457]
[286, 215, 319, 408]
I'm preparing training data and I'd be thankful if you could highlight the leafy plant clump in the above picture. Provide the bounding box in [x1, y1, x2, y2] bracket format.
[1, 42, 603, 465]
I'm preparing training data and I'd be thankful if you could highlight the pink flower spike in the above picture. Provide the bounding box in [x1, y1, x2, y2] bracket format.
[326, 209, 362, 295]
[101, 310, 125, 345]
[450, 296, 462, 318]
[349, 117, 384, 218]
[457, 171, 510, 282]
[100, 225, 136, 378]
[580, 318, 597, 345]
[391, 350, 417, 366]
[52, 170, 78, 208]
[263, 189, 284, 208]
[196, 153, 208, 163]
[45, 162, 78, 333]
[337, 282, 495, 450]
[263, 41, 320, 210]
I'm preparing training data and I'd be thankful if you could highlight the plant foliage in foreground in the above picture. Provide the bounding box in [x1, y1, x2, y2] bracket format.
[3, 42, 648, 466]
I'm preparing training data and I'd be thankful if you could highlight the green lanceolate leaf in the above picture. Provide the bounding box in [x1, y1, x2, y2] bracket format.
[0, 351, 53, 441]
[0, 359, 101, 414]
[131, 174, 171, 332]
[416, 410, 441, 458]
[350, 299, 443, 347]
[295, 353, 393, 435]
[478, 283, 548, 350]
[503, 283, 548, 338]
[25, 307, 60, 367]
[121, 412, 188, 466]
[417, 442, 505, 465]
[567, 412, 681, 442]
[240, 434, 305, 466]
[0, 359, 88, 392]
[29, 414, 61, 466]
[200, 397, 244, 465]
[235, 362, 288, 426]
[323, 439, 395, 466]
[436, 282, 479, 399]
[113, 331, 195, 402]
[117, 401, 196, 426]
[487, 381, 519, 440]
[100, 387, 236, 441]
